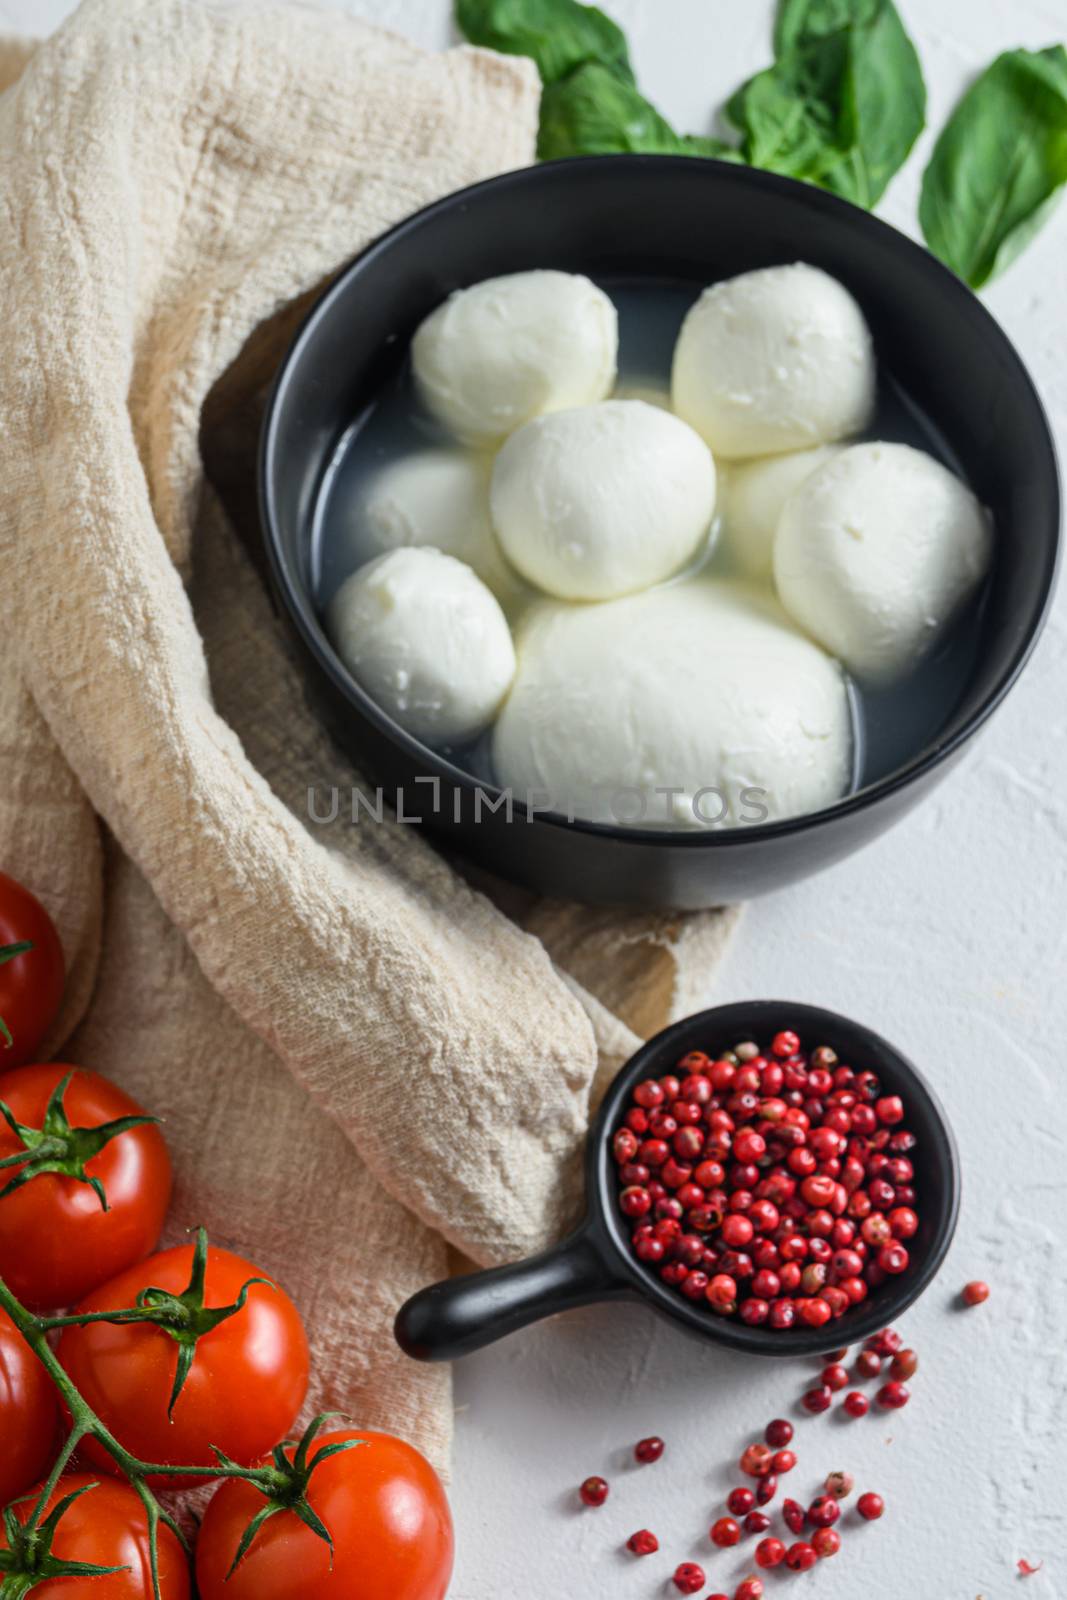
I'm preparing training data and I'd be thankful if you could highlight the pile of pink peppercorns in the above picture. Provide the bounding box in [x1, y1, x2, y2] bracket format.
[612, 1029, 920, 1328]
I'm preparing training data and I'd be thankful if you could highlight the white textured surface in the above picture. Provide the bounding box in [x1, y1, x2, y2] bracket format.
[7, 3, 1064, 1596]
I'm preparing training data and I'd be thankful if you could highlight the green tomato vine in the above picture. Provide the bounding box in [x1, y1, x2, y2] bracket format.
[0, 1230, 360, 1599]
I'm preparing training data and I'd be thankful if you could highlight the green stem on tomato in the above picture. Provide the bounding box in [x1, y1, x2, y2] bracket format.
[19, 1428, 84, 1541]
[37, 1306, 177, 1331]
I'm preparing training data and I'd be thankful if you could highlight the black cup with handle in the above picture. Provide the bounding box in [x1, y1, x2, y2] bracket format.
[395, 1001, 960, 1363]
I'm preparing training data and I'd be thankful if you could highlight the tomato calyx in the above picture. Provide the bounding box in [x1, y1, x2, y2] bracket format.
[0, 1069, 159, 1209]
[51, 1227, 274, 1420]
[136, 1227, 274, 1418]
[217, 1413, 365, 1577]
[0, 1481, 128, 1597]
[0, 943, 33, 1052]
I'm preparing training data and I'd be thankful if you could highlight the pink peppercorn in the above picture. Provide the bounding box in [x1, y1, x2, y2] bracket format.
[739, 1443, 774, 1479]
[785, 1542, 818, 1572]
[802, 1385, 833, 1414]
[813, 1527, 842, 1558]
[782, 1499, 805, 1535]
[756, 1536, 787, 1568]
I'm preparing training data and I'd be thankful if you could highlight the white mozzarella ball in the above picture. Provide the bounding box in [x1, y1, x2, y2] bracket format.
[411, 270, 617, 443]
[672, 263, 876, 458]
[720, 445, 842, 578]
[490, 400, 716, 601]
[351, 447, 522, 604]
[774, 442, 993, 683]
[493, 580, 851, 828]
[328, 547, 515, 745]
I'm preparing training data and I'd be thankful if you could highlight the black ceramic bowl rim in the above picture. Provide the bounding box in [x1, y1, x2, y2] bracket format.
[260, 154, 1060, 851]
[587, 999, 960, 1356]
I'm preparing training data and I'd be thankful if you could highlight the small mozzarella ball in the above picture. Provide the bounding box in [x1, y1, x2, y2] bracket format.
[350, 447, 522, 604]
[774, 442, 993, 683]
[411, 270, 617, 443]
[493, 580, 851, 828]
[672, 264, 875, 459]
[720, 446, 842, 578]
[328, 547, 515, 745]
[490, 400, 716, 601]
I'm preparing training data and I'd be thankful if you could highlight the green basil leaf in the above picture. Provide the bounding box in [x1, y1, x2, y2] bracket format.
[920, 46, 1067, 288]
[455, 0, 633, 87]
[774, 0, 882, 55]
[726, 35, 847, 183]
[538, 62, 741, 161]
[828, 1, 926, 204]
[729, 0, 925, 208]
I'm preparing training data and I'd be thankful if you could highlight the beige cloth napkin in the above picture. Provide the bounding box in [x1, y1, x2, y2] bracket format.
[0, 0, 738, 1474]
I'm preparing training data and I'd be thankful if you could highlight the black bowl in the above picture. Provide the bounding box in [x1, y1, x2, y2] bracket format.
[260, 156, 1059, 909]
[394, 1001, 960, 1362]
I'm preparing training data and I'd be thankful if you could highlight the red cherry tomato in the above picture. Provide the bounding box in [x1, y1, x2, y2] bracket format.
[0, 1064, 171, 1310]
[196, 1429, 454, 1600]
[0, 871, 64, 1071]
[0, 1474, 189, 1597]
[59, 1242, 309, 1488]
[0, 1306, 59, 1505]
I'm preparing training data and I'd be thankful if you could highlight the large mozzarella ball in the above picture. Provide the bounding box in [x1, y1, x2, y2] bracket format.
[350, 447, 522, 605]
[493, 580, 851, 828]
[411, 270, 617, 443]
[672, 264, 875, 459]
[774, 442, 993, 684]
[720, 445, 841, 578]
[328, 547, 516, 745]
[490, 400, 716, 601]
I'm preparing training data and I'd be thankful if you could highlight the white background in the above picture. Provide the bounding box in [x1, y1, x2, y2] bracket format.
[5, 3, 1065, 1597]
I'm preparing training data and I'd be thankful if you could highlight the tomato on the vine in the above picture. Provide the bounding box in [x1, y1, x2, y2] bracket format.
[0, 871, 64, 1070]
[59, 1241, 309, 1487]
[0, 1306, 59, 1505]
[0, 1063, 171, 1310]
[196, 1428, 454, 1600]
[0, 1474, 190, 1597]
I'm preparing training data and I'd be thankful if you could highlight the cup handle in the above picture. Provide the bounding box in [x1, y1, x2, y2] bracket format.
[394, 1221, 629, 1362]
